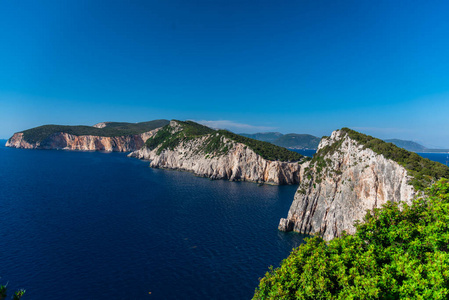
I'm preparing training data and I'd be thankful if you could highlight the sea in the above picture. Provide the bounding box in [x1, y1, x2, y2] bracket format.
[0, 141, 308, 299]
[1, 141, 447, 299]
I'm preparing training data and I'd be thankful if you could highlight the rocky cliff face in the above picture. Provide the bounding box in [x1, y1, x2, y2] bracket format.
[279, 129, 416, 240]
[6, 130, 159, 152]
[129, 121, 305, 185]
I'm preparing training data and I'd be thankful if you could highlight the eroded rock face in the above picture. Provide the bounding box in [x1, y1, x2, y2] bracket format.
[129, 131, 304, 185]
[6, 130, 159, 152]
[5, 133, 36, 149]
[279, 129, 416, 240]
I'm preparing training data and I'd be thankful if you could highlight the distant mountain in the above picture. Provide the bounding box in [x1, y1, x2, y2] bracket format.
[384, 139, 449, 153]
[239, 132, 320, 149]
[384, 139, 428, 152]
[239, 132, 283, 143]
[273, 134, 321, 149]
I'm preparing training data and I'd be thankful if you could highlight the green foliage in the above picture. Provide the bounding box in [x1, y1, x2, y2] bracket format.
[145, 120, 216, 155]
[202, 133, 231, 156]
[145, 120, 307, 162]
[0, 285, 5, 300]
[0, 283, 25, 300]
[254, 179, 449, 299]
[13, 290, 25, 300]
[20, 120, 169, 143]
[341, 128, 449, 190]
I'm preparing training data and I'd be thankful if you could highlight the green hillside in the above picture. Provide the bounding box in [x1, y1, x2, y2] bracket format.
[145, 120, 307, 162]
[19, 120, 169, 144]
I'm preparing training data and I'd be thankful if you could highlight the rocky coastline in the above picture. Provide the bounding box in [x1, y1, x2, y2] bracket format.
[6, 130, 159, 152]
[129, 125, 306, 185]
[278, 129, 416, 240]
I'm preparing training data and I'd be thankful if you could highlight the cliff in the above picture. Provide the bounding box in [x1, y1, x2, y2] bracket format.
[6, 130, 159, 152]
[129, 120, 309, 185]
[279, 129, 422, 240]
[6, 120, 169, 152]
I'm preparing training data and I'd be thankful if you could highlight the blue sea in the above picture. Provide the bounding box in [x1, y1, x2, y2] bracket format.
[0, 141, 306, 299]
[1, 141, 447, 300]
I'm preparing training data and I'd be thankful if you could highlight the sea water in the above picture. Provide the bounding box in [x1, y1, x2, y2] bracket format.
[0, 141, 305, 299]
[1, 141, 446, 299]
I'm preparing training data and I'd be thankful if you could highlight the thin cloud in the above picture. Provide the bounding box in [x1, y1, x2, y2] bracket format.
[192, 120, 277, 132]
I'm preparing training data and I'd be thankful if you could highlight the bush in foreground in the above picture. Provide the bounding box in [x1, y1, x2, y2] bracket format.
[254, 179, 449, 299]
[0, 284, 25, 300]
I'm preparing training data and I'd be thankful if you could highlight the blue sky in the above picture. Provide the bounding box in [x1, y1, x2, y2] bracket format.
[1, 1, 449, 147]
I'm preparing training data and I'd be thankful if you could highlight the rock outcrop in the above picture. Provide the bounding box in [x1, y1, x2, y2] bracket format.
[279, 129, 416, 240]
[6, 130, 159, 152]
[129, 120, 306, 185]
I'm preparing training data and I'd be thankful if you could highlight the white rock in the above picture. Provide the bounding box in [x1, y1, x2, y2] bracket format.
[279, 129, 416, 240]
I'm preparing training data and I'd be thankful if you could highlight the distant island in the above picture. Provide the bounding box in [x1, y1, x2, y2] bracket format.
[384, 138, 449, 153]
[239, 132, 320, 149]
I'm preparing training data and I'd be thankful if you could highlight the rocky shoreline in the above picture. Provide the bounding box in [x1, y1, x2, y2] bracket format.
[129, 133, 305, 185]
[6, 129, 160, 152]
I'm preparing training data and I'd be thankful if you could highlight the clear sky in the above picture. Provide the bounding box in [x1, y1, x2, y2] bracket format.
[1, 0, 449, 147]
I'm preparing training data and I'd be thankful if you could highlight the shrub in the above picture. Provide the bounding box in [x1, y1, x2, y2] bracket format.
[254, 179, 449, 299]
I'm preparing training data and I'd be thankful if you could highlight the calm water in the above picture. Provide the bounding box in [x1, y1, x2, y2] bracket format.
[2, 140, 447, 300]
[0, 141, 305, 299]
[417, 152, 449, 165]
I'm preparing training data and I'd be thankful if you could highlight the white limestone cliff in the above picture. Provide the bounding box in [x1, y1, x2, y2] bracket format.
[6, 130, 159, 152]
[129, 121, 305, 185]
[278, 129, 416, 240]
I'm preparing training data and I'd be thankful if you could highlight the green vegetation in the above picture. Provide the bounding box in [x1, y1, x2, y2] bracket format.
[20, 120, 169, 144]
[145, 120, 306, 162]
[341, 128, 449, 190]
[145, 120, 215, 154]
[0, 283, 25, 300]
[254, 179, 449, 299]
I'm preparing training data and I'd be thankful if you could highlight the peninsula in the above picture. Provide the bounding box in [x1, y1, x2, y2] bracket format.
[6, 120, 169, 152]
[129, 120, 309, 185]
